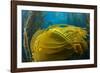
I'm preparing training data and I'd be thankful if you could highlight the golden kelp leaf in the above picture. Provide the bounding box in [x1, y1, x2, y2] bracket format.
[30, 25, 88, 62]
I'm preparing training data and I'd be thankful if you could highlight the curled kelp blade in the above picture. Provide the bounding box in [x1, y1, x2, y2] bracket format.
[30, 25, 88, 62]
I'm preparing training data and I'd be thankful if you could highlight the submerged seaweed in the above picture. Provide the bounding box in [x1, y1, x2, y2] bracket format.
[30, 25, 89, 62]
[22, 10, 90, 62]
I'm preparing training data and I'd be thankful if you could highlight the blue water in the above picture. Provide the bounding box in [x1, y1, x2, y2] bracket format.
[22, 10, 89, 29]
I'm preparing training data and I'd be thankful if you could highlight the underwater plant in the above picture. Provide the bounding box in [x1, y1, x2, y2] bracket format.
[30, 24, 89, 62]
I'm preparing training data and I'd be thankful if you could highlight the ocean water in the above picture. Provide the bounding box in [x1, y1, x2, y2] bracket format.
[22, 10, 90, 62]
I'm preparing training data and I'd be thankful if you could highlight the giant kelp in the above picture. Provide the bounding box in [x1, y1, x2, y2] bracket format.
[30, 25, 88, 62]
